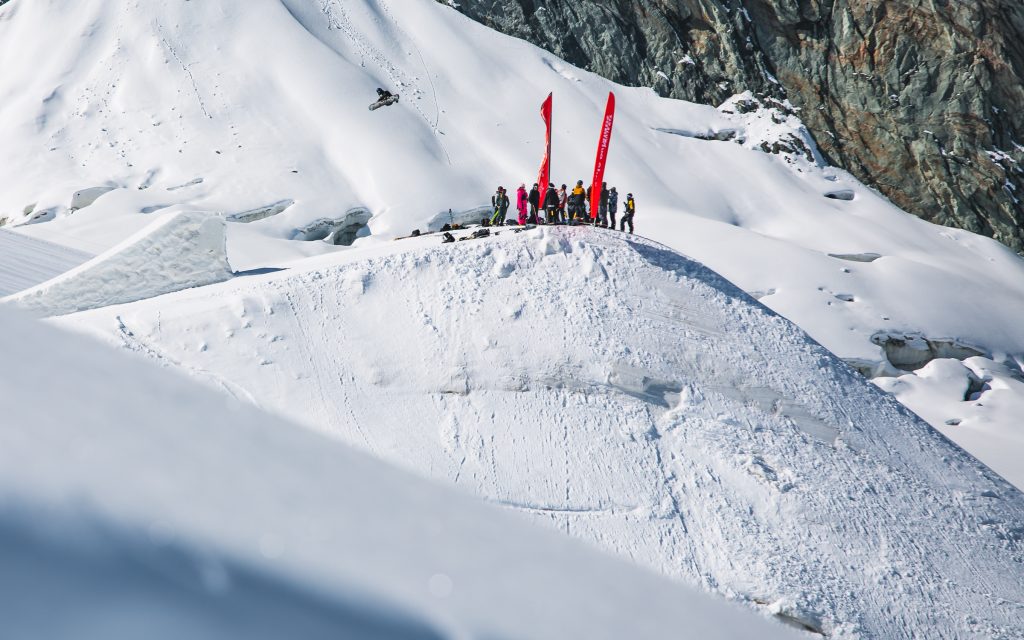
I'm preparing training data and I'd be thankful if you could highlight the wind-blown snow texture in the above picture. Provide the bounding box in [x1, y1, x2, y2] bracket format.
[0, 306, 794, 640]
[66, 228, 1024, 639]
[2, 0, 1022, 481]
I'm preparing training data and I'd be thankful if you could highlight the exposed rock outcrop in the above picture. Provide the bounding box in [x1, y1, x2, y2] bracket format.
[451, 0, 1024, 251]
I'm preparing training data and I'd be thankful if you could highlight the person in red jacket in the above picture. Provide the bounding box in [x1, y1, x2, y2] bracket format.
[516, 184, 529, 225]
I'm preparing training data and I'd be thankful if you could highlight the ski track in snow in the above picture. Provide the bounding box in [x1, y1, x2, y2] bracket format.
[62, 228, 1024, 639]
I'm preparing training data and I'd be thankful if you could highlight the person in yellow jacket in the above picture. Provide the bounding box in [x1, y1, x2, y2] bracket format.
[569, 181, 586, 223]
[620, 193, 636, 234]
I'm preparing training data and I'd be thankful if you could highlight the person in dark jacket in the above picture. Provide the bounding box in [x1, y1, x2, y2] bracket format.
[543, 183, 559, 224]
[598, 182, 609, 227]
[608, 187, 618, 229]
[621, 193, 636, 234]
[490, 186, 510, 226]
[528, 184, 541, 224]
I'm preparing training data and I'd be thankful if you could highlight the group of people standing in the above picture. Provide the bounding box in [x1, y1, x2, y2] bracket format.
[489, 182, 636, 233]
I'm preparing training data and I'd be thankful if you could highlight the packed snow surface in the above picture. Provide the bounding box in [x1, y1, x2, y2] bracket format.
[0, 306, 795, 640]
[1, 0, 1022, 480]
[0, 229, 91, 296]
[5, 211, 232, 317]
[65, 228, 1024, 639]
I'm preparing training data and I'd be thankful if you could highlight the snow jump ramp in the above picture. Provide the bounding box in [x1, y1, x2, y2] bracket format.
[3, 211, 232, 317]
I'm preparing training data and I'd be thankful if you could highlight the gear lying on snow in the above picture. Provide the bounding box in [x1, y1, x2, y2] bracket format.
[64, 227, 1024, 639]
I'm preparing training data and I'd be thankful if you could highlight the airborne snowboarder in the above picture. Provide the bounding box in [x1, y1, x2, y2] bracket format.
[369, 87, 400, 111]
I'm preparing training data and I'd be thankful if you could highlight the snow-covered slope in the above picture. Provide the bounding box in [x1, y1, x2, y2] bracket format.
[62, 228, 1024, 639]
[0, 229, 91, 296]
[0, 306, 795, 640]
[1, 0, 1022, 479]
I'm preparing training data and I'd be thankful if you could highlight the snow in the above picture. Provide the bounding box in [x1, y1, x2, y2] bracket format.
[62, 227, 1024, 638]
[0, 305, 794, 640]
[875, 356, 1024, 490]
[0, 229, 92, 296]
[5, 210, 232, 317]
[2, 0, 1024, 633]
[3, 0, 1021, 472]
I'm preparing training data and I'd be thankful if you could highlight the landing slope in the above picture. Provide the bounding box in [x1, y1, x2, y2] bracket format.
[0, 305, 795, 640]
[64, 227, 1024, 639]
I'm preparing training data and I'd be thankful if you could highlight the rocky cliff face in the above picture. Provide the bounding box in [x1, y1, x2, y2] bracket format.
[451, 0, 1024, 251]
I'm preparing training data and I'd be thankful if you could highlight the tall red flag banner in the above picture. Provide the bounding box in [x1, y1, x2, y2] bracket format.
[536, 93, 553, 201]
[590, 92, 616, 219]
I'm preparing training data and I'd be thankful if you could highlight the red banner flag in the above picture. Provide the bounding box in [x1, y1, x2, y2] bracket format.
[590, 92, 615, 219]
[536, 93, 553, 205]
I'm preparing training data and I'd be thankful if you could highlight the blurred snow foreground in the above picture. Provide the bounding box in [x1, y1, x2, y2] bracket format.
[59, 227, 1024, 639]
[0, 304, 795, 640]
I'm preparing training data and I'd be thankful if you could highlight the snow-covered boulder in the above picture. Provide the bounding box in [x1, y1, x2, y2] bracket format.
[4, 211, 232, 317]
[69, 186, 117, 211]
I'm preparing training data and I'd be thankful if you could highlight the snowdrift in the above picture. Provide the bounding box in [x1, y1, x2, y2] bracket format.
[4, 211, 232, 317]
[64, 228, 1024, 639]
[0, 306, 794, 640]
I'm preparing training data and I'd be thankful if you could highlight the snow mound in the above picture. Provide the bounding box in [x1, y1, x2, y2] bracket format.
[5, 211, 232, 317]
[0, 229, 92, 296]
[0, 307, 793, 640]
[63, 228, 1024, 639]
[5, 0, 1024, 473]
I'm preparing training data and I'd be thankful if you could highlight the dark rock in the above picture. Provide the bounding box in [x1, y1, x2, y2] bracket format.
[447, 0, 1024, 251]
